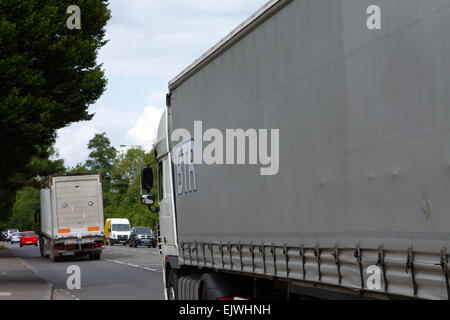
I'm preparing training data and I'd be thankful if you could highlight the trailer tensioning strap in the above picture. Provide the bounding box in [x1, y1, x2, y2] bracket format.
[354, 245, 364, 289]
[377, 246, 388, 292]
[283, 244, 290, 277]
[405, 247, 418, 297]
[314, 245, 322, 282]
[436, 248, 450, 300]
[331, 245, 342, 285]
[299, 245, 306, 280]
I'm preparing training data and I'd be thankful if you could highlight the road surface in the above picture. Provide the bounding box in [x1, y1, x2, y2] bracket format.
[3, 241, 165, 300]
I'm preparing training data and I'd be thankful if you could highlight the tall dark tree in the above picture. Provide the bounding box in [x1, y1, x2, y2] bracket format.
[0, 0, 111, 220]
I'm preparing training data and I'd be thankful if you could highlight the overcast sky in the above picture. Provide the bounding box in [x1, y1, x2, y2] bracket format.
[55, 0, 268, 167]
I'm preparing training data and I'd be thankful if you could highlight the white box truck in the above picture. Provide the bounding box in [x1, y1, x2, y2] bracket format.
[141, 0, 450, 299]
[39, 174, 105, 261]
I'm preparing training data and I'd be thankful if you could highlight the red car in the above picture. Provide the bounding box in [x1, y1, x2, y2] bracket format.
[20, 231, 38, 247]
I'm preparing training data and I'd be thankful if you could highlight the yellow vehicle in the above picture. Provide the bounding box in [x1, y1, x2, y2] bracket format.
[105, 218, 131, 246]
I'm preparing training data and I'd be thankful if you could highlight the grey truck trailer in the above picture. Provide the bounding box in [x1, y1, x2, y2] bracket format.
[140, 0, 450, 299]
[40, 174, 105, 261]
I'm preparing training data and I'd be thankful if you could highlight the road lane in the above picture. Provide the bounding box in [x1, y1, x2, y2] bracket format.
[3, 242, 165, 300]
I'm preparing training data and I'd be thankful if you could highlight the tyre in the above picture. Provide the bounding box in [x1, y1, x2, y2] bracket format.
[123, 243, 126, 246]
[20, 244, 23, 247]
[49, 250, 55, 262]
[88, 252, 101, 260]
[39, 238, 48, 258]
[148, 245, 151, 248]
[167, 269, 180, 300]
[129, 242, 133, 247]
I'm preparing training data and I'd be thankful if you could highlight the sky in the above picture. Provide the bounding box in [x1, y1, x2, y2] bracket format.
[55, 0, 268, 167]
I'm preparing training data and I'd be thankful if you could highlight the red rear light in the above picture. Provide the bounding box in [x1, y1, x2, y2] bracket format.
[96, 242, 104, 247]
[218, 297, 235, 301]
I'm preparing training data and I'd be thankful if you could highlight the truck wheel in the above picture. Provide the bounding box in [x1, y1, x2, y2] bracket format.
[123, 243, 126, 246]
[89, 252, 101, 260]
[167, 269, 179, 300]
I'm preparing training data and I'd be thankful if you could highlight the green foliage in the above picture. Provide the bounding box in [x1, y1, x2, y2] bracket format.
[67, 163, 91, 174]
[80, 134, 159, 230]
[86, 132, 116, 187]
[7, 187, 40, 232]
[0, 0, 111, 220]
[105, 147, 159, 230]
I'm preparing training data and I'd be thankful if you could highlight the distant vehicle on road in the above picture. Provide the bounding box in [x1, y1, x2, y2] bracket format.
[20, 231, 38, 247]
[39, 174, 105, 261]
[10, 232, 21, 244]
[6, 229, 19, 242]
[105, 218, 131, 246]
[129, 227, 156, 248]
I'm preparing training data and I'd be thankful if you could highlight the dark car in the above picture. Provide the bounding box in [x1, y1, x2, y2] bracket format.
[129, 227, 157, 248]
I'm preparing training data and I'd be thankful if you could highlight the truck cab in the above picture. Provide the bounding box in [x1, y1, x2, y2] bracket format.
[141, 110, 178, 256]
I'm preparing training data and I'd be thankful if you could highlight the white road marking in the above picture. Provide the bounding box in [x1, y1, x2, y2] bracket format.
[104, 259, 162, 273]
[0, 292, 12, 296]
[65, 290, 81, 300]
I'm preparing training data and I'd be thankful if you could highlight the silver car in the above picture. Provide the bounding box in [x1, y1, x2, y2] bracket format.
[10, 232, 21, 244]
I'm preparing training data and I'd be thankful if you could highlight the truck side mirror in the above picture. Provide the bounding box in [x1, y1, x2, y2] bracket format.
[140, 194, 154, 206]
[141, 167, 153, 192]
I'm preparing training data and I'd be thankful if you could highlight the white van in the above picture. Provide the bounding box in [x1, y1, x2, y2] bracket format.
[105, 218, 131, 246]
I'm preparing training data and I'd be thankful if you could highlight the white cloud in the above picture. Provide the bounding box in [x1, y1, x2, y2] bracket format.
[56, 123, 98, 167]
[126, 105, 165, 151]
[99, 0, 268, 78]
[55, 104, 140, 168]
[55, 0, 268, 167]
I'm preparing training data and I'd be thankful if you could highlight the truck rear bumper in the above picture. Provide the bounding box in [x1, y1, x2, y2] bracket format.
[53, 236, 105, 253]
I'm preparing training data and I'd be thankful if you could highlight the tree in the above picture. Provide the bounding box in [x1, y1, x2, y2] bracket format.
[3, 145, 66, 230]
[67, 163, 91, 174]
[8, 187, 40, 232]
[104, 149, 159, 230]
[0, 0, 111, 221]
[86, 132, 117, 183]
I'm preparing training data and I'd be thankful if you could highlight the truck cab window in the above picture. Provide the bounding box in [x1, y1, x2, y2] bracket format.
[158, 161, 164, 201]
